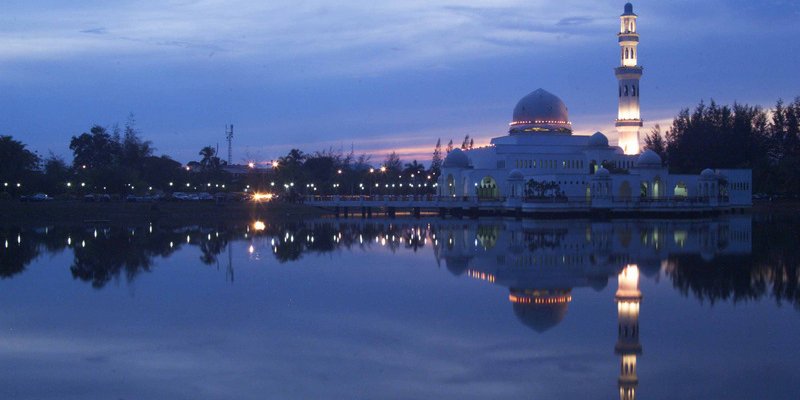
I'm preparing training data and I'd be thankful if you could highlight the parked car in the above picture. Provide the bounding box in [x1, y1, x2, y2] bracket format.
[21, 193, 52, 202]
[84, 194, 111, 202]
[196, 192, 214, 201]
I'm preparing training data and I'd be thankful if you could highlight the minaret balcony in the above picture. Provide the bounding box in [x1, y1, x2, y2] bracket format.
[618, 34, 639, 43]
[616, 120, 644, 128]
[615, 66, 643, 77]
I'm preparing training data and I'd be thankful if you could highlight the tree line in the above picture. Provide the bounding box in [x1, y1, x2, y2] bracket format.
[0, 115, 477, 198]
[644, 96, 800, 195]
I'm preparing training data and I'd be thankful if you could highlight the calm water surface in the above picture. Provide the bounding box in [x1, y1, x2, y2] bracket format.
[1, 215, 799, 399]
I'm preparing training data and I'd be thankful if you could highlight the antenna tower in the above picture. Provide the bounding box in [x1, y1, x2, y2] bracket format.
[225, 124, 234, 164]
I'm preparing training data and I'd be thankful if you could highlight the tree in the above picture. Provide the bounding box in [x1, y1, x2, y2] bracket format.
[199, 146, 220, 171]
[120, 113, 153, 168]
[643, 124, 667, 160]
[0, 136, 40, 185]
[461, 134, 471, 150]
[69, 125, 119, 169]
[383, 151, 402, 173]
[430, 138, 443, 177]
[446, 139, 454, 154]
[41, 153, 71, 194]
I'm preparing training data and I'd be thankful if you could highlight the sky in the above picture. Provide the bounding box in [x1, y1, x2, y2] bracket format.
[1, 0, 799, 165]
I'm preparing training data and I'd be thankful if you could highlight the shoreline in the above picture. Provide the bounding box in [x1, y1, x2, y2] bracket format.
[0, 200, 325, 228]
[1, 199, 798, 228]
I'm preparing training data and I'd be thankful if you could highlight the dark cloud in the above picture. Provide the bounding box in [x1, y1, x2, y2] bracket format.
[80, 27, 107, 35]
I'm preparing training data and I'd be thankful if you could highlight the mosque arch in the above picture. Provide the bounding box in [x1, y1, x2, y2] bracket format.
[477, 176, 500, 199]
[674, 182, 687, 198]
[446, 174, 455, 196]
[652, 177, 662, 198]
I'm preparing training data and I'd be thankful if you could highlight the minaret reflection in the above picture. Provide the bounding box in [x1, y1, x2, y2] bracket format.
[615, 264, 642, 400]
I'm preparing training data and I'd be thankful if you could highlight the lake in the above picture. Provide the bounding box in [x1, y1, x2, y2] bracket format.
[1, 214, 799, 399]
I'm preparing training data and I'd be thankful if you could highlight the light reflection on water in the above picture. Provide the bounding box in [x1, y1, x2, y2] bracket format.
[1, 215, 799, 399]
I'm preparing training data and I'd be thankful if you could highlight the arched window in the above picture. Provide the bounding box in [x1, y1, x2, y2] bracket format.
[674, 182, 687, 198]
[619, 86, 622, 97]
[624, 85, 629, 96]
[477, 176, 500, 200]
[625, 48, 629, 59]
[632, 85, 636, 96]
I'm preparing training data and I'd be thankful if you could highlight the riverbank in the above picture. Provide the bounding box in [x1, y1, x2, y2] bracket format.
[0, 200, 326, 227]
[2, 199, 798, 228]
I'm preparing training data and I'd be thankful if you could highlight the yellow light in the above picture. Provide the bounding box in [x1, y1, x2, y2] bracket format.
[380, 166, 387, 172]
[272, 161, 279, 168]
[248, 162, 255, 168]
[252, 192, 273, 202]
[253, 221, 266, 231]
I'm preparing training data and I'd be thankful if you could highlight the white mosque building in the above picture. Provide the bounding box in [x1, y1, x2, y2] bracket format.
[437, 3, 752, 211]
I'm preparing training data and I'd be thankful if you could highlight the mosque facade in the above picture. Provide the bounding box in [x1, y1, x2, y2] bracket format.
[437, 3, 752, 211]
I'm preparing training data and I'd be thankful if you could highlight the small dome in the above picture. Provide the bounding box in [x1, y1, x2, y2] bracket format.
[623, 3, 636, 16]
[701, 168, 715, 178]
[442, 148, 470, 168]
[635, 149, 662, 168]
[508, 169, 524, 181]
[509, 88, 571, 134]
[595, 166, 611, 177]
[588, 132, 609, 147]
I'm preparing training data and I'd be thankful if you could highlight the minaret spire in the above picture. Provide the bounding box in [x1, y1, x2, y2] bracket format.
[615, 2, 643, 155]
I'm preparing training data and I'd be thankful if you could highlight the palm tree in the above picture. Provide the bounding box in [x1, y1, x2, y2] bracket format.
[199, 146, 219, 171]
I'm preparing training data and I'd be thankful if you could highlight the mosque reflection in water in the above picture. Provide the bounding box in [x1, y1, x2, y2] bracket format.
[2, 215, 797, 398]
[435, 217, 750, 400]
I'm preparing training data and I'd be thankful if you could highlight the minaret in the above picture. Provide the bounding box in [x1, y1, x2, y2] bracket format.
[615, 264, 642, 400]
[615, 3, 643, 155]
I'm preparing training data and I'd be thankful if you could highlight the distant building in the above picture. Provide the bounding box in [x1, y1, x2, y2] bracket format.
[438, 3, 752, 211]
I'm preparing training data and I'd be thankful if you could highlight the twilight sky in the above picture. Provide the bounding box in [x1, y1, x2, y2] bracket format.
[1, 0, 799, 165]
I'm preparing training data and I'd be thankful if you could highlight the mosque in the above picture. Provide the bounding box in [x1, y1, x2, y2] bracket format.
[437, 3, 752, 211]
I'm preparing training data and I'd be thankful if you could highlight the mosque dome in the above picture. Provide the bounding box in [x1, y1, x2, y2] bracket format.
[701, 168, 715, 179]
[509, 88, 572, 134]
[510, 289, 571, 333]
[508, 169, 524, 181]
[588, 132, 609, 147]
[442, 148, 470, 168]
[635, 149, 662, 168]
[623, 3, 636, 16]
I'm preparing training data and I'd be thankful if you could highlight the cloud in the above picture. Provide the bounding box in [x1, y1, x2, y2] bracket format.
[0, 0, 614, 77]
[80, 27, 107, 35]
[557, 17, 594, 26]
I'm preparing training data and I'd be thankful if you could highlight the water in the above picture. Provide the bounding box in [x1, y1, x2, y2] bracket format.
[1, 215, 799, 399]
